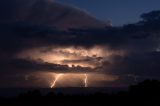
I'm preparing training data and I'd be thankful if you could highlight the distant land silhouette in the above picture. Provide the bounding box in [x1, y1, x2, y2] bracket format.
[0, 79, 160, 106]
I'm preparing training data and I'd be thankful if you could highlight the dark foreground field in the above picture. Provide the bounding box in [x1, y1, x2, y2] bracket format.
[0, 80, 160, 106]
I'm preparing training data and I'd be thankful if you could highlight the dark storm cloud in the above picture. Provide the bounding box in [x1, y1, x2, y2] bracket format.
[0, 0, 106, 28]
[0, 0, 159, 55]
[95, 51, 160, 86]
[1, 21, 159, 57]
[62, 56, 103, 65]
[100, 51, 160, 78]
[68, 25, 160, 52]
[0, 0, 159, 52]
[0, 22, 64, 56]
[0, 58, 93, 74]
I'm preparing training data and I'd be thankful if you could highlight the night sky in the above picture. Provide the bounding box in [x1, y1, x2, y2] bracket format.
[0, 0, 160, 88]
[58, 0, 160, 26]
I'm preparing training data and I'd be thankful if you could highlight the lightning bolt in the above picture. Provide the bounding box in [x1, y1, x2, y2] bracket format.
[84, 74, 88, 87]
[51, 74, 63, 88]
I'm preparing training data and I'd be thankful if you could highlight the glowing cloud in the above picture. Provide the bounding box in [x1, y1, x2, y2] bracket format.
[17, 46, 123, 87]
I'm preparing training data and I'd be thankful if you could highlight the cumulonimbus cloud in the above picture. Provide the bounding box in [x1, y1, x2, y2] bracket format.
[0, 0, 160, 87]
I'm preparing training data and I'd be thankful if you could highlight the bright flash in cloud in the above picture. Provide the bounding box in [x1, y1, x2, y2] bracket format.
[17, 46, 122, 87]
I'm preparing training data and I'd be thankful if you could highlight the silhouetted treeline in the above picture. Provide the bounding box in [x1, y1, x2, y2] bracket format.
[0, 79, 160, 106]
